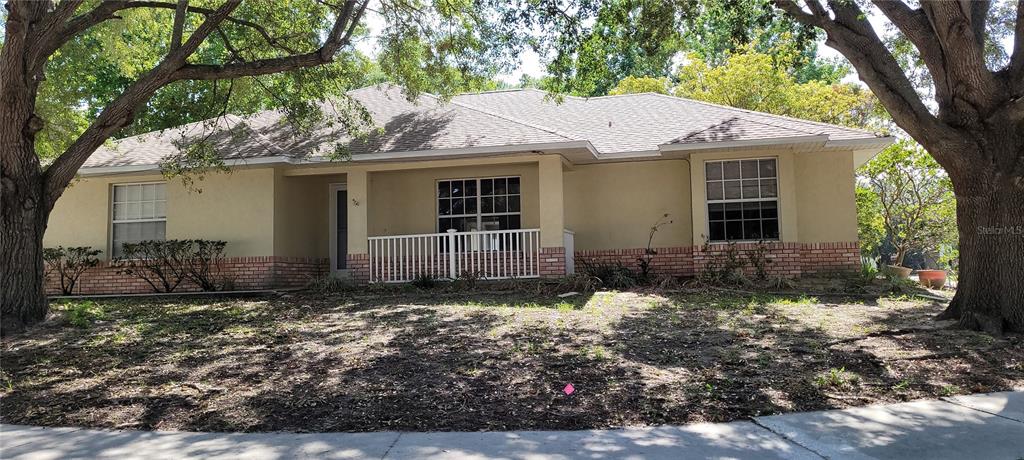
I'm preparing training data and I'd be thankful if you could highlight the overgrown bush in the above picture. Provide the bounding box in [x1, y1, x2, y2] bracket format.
[411, 272, 441, 290]
[453, 270, 484, 290]
[185, 239, 227, 291]
[115, 239, 227, 292]
[697, 241, 748, 285]
[306, 274, 354, 294]
[637, 214, 673, 281]
[557, 272, 601, 292]
[746, 241, 772, 281]
[579, 259, 638, 290]
[43, 246, 102, 295]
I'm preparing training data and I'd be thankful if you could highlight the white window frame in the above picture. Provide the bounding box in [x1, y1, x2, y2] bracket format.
[435, 176, 522, 233]
[110, 181, 167, 258]
[704, 157, 780, 243]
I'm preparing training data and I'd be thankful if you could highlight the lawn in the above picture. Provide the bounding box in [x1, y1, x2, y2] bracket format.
[1, 287, 1021, 432]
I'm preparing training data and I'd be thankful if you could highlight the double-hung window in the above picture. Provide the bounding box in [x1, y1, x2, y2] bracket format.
[705, 159, 779, 242]
[111, 183, 167, 257]
[438, 177, 521, 232]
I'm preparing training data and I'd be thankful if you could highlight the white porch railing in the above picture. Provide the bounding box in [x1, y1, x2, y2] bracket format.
[368, 229, 541, 283]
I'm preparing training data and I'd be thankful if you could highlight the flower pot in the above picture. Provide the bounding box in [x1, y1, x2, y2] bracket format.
[916, 269, 947, 289]
[884, 264, 912, 279]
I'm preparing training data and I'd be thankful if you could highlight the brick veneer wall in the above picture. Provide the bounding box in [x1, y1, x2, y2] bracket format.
[539, 247, 567, 277]
[576, 246, 696, 277]
[45, 256, 328, 296]
[346, 254, 371, 283]
[575, 242, 860, 279]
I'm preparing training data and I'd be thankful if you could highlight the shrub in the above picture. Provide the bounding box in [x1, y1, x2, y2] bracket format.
[116, 240, 191, 292]
[184, 239, 227, 291]
[746, 241, 772, 281]
[637, 214, 673, 281]
[579, 259, 638, 290]
[557, 272, 601, 292]
[697, 241, 748, 285]
[453, 270, 483, 290]
[43, 246, 102, 295]
[411, 272, 441, 290]
[116, 239, 227, 292]
[306, 274, 354, 294]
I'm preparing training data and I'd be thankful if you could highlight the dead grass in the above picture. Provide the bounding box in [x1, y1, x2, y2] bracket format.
[1, 288, 1021, 432]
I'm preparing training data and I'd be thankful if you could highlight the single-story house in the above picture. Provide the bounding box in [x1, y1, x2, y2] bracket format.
[44, 84, 893, 294]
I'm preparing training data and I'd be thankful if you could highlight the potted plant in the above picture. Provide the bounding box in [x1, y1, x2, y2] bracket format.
[916, 269, 946, 289]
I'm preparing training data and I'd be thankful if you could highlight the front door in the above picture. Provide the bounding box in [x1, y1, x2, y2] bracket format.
[336, 189, 347, 270]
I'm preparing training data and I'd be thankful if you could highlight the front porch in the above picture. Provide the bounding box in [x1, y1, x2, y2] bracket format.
[289, 154, 573, 283]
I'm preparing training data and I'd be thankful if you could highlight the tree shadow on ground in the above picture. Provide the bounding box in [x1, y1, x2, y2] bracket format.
[0, 290, 1020, 432]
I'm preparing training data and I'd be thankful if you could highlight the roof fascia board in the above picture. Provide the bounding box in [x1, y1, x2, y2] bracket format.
[76, 156, 298, 177]
[76, 141, 599, 176]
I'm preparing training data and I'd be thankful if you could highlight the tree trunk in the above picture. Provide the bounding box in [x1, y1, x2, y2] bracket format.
[937, 165, 1024, 335]
[0, 169, 50, 336]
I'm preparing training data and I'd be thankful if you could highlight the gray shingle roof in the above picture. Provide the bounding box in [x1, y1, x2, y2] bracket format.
[83, 84, 883, 169]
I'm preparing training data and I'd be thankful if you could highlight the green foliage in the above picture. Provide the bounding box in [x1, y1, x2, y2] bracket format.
[579, 259, 639, 290]
[43, 246, 102, 296]
[61, 301, 106, 328]
[115, 239, 229, 293]
[305, 274, 355, 294]
[856, 185, 886, 259]
[674, 45, 883, 130]
[813, 367, 860, 389]
[411, 273, 441, 290]
[608, 76, 670, 95]
[34, 0, 515, 165]
[697, 241, 748, 285]
[858, 140, 957, 267]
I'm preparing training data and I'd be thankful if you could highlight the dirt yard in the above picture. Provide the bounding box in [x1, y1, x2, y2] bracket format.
[1, 288, 1021, 432]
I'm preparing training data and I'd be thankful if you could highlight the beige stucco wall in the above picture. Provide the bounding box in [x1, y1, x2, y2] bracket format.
[367, 162, 541, 236]
[47, 148, 860, 263]
[45, 168, 276, 259]
[564, 160, 692, 250]
[794, 149, 859, 242]
[689, 150, 799, 245]
[688, 149, 859, 246]
[273, 171, 344, 258]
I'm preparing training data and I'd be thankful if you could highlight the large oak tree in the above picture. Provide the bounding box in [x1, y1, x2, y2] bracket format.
[772, 0, 1023, 333]
[0, 0, 510, 334]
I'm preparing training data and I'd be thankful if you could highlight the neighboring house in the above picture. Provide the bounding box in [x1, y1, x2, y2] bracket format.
[44, 84, 893, 294]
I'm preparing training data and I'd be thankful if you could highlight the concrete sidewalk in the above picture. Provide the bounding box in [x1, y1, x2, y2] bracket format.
[2, 391, 1022, 459]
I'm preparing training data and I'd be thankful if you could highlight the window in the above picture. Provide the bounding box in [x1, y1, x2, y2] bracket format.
[111, 183, 166, 257]
[438, 177, 521, 232]
[705, 159, 779, 242]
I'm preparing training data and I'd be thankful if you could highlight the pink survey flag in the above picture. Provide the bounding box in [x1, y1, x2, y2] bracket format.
[563, 383, 575, 395]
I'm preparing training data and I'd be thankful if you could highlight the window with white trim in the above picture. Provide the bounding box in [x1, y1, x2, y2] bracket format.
[438, 177, 521, 232]
[705, 159, 779, 242]
[111, 183, 167, 257]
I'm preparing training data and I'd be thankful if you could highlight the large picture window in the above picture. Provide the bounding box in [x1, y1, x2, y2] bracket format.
[705, 158, 779, 242]
[438, 177, 521, 232]
[112, 183, 166, 257]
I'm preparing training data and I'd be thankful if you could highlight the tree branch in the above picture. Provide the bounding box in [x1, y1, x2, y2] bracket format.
[170, 0, 189, 52]
[773, 0, 970, 167]
[42, 0, 243, 205]
[42, 0, 369, 205]
[171, 0, 366, 81]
